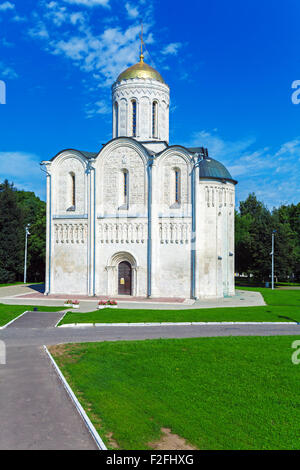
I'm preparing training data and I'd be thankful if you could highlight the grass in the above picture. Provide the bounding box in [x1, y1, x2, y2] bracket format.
[59, 288, 300, 325]
[0, 282, 43, 288]
[0, 304, 66, 327]
[50, 336, 300, 450]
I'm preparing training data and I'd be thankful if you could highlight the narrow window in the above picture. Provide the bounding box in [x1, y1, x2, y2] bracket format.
[67, 172, 76, 211]
[71, 173, 76, 207]
[124, 171, 128, 202]
[121, 170, 129, 206]
[132, 100, 137, 137]
[152, 101, 157, 138]
[175, 169, 180, 203]
[114, 102, 119, 137]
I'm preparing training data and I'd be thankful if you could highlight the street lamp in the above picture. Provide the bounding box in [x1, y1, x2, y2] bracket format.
[24, 224, 31, 284]
[270, 230, 277, 290]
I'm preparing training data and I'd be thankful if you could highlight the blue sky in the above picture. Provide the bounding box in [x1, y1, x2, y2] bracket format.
[0, 0, 299, 207]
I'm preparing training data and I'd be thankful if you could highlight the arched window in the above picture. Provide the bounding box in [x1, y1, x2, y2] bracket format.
[124, 170, 128, 203]
[131, 100, 137, 137]
[152, 101, 158, 138]
[174, 168, 181, 204]
[114, 102, 119, 137]
[120, 169, 129, 207]
[67, 172, 76, 211]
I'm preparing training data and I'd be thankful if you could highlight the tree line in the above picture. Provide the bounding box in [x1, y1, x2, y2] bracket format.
[235, 193, 300, 282]
[0, 180, 46, 283]
[0, 180, 299, 284]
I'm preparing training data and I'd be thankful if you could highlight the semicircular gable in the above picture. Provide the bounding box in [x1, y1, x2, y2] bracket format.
[51, 150, 87, 171]
[155, 146, 193, 167]
[96, 138, 149, 210]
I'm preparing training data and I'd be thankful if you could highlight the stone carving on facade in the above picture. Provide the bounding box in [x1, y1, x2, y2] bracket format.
[54, 223, 87, 244]
[159, 222, 191, 244]
[99, 222, 147, 244]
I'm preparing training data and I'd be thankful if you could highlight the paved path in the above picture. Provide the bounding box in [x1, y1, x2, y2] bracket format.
[0, 283, 265, 311]
[0, 311, 97, 450]
[1, 310, 300, 450]
[1, 312, 300, 348]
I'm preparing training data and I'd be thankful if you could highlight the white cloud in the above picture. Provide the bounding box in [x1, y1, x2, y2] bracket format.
[28, 15, 49, 39]
[125, 2, 139, 19]
[50, 23, 145, 85]
[85, 99, 110, 118]
[161, 42, 182, 56]
[0, 62, 18, 79]
[12, 14, 27, 22]
[0, 2, 14, 11]
[186, 129, 300, 207]
[0, 152, 45, 200]
[62, 0, 110, 7]
[45, 2, 68, 27]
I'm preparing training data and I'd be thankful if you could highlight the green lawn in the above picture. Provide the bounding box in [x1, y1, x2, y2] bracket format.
[0, 282, 43, 288]
[50, 336, 300, 450]
[59, 288, 300, 325]
[0, 304, 66, 327]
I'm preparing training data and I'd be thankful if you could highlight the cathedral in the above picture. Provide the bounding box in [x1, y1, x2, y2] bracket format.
[42, 48, 237, 299]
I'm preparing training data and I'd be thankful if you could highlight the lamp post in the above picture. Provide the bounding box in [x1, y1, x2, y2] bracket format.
[271, 230, 276, 290]
[24, 224, 31, 284]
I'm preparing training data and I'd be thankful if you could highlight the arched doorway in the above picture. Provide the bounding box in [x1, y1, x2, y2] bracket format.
[118, 261, 132, 295]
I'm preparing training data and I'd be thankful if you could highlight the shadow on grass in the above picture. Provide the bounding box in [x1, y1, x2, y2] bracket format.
[277, 315, 300, 324]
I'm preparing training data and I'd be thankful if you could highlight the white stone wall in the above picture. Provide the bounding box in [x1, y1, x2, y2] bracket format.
[46, 151, 89, 295]
[51, 220, 88, 294]
[151, 147, 193, 298]
[112, 78, 170, 143]
[45, 142, 236, 299]
[196, 180, 235, 298]
[96, 139, 148, 217]
[52, 153, 87, 216]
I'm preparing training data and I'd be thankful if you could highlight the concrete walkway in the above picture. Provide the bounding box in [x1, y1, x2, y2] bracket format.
[0, 283, 265, 311]
[0, 311, 97, 450]
[1, 312, 300, 348]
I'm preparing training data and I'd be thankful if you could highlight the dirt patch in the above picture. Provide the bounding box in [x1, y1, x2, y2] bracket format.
[149, 428, 197, 450]
[48, 344, 84, 363]
[106, 432, 119, 449]
[48, 344, 68, 357]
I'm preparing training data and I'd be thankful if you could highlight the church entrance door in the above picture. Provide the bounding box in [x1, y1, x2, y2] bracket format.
[118, 261, 132, 295]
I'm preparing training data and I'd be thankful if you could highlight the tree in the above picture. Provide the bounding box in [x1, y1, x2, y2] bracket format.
[15, 190, 46, 282]
[238, 193, 273, 280]
[235, 194, 300, 282]
[27, 205, 46, 282]
[0, 180, 24, 283]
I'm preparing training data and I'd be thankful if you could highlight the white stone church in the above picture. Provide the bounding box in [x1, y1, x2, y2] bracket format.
[42, 51, 237, 299]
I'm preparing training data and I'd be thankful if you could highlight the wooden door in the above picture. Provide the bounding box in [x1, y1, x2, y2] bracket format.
[118, 261, 132, 295]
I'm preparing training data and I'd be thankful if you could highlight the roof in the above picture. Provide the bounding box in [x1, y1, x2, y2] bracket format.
[48, 141, 237, 185]
[198, 156, 237, 184]
[50, 149, 98, 162]
[116, 60, 166, 84]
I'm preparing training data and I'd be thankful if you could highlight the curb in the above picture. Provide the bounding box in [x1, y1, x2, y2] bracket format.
[58, 321, 299, 328]
[0, 310, 29, 329]
[44, 345, 107, 451]
[54, 310, 71, 328]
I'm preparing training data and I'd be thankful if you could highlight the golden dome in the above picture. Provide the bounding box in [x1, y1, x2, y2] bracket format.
[116, 56, 165, 84]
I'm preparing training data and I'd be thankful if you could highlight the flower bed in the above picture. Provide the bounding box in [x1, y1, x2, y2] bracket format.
[64, 300, 80, 309]
[97, 300, 118, 309]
